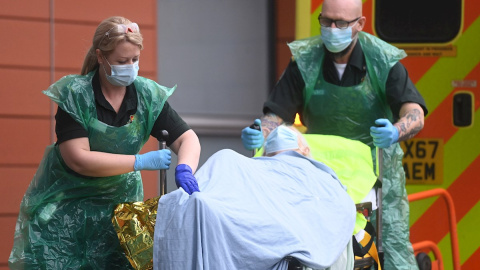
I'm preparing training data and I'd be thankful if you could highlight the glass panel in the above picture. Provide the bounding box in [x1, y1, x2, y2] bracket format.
[375, 0, 462, 43]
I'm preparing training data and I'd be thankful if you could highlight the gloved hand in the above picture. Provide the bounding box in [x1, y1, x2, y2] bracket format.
[241, 119, 264, 150]
[134, 149, 171, 171]
[175, 164, 200, 195]
[370, 118, 399, 148]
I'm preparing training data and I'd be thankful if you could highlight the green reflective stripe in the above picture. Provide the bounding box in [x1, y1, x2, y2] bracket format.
[407, 197, 437, 227]
[457, 202, 480, 264]
[437, 201, 480, 267]
[405, 18, 480, 225]
[408, 108, 480, 224]
[310, 4, 322, 37]
[443, 109, 480, 188]
[416, 17, 480, 116]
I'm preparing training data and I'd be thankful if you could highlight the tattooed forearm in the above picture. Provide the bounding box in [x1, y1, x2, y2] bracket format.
[260, 113, 284, 138]
[395, 108, 424, 142]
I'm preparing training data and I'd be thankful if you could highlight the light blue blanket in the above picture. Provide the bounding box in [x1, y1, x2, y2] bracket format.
[153, 150, 355, 270]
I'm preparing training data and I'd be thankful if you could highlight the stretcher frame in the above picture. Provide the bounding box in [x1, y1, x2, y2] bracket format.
[353, 147, 384, 269]
[114, 136, 385, 270]
[286, 148, 385, 270]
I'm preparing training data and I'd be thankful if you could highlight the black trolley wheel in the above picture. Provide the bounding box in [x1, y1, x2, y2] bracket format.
[416, 252, 432, 270]
[286, 256, 303, 270]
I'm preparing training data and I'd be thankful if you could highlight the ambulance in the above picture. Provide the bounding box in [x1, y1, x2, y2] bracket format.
[294, 0, 480, 269]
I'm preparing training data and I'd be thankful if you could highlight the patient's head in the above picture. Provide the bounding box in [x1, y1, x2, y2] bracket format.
[264, 125, 311, 157]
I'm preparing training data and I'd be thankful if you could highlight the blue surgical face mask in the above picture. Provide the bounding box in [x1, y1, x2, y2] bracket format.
[103, 57, 139, 87]
[264, 125, 299, 155]
[321, 23, 357, 53]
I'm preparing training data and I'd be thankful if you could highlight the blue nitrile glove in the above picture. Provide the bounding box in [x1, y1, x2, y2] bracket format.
[241, 119, 264, 150]
[370, 118, 399, 148]
[175, 164, 200, 195]
[134, 149, 171, 171]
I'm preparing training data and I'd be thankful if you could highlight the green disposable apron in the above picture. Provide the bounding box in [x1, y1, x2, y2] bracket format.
[288, 32, 419, 270]
[9, 71, 174, 270]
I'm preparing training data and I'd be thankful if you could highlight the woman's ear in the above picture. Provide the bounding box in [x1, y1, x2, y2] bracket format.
[96, 49, 103, 65]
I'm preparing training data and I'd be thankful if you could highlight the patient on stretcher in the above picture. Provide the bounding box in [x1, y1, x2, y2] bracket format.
[153, 125, 357, 270]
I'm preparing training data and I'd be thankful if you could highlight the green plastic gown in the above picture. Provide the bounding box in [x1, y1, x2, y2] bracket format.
[9, 71, 174, 269]
[288, 32, 419, 270]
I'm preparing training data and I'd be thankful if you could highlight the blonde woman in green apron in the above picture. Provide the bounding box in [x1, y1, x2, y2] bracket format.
[241, 0, 427, 269]
[9, 16, 200, 269]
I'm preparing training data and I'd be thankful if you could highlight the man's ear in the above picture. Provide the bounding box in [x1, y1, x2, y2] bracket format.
[299, 145, 311, 157]
[303, 146, 311, 157]
[356, 16, 366, 31]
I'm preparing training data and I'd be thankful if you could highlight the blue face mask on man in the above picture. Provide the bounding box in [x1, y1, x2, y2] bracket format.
[321, 22, 358, 53]
[103, 57, 139, 87]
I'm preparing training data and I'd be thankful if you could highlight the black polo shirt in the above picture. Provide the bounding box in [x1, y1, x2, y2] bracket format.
[55, 70, 190, 146]
[264, 41, 428, 123]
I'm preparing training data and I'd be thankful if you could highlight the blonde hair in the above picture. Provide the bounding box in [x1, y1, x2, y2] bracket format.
[81, 16, 144, 75]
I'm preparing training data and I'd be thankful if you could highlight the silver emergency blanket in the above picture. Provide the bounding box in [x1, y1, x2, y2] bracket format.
[153, 150, 356, 270]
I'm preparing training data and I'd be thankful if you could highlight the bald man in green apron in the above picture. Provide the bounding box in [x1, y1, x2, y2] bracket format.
[241, 0, 427, 269]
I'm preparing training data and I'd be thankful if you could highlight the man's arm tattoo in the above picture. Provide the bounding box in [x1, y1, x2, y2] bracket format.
[396, 108, 424, 141]
[261, 113, 284, 137]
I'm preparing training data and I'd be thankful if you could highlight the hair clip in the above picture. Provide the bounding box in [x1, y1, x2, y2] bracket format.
[118, 23, 140, 34]
[106, 23, 139, 37]
[99, 23, 140, 47]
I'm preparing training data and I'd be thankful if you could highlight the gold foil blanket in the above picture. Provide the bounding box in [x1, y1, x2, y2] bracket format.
[112, 196, 161, 270]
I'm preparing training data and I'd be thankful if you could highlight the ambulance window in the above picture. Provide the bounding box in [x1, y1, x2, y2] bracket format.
[374, 0, 462, 43]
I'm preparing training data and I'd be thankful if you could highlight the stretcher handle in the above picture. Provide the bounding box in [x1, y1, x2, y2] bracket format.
[373, 121, 385, 268]
[159, 130, 169, 196]
[376, 147, 383, 266]
[250, 122, 261, 156]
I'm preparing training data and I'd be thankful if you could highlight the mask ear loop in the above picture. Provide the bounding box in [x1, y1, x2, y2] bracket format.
[101, 55, 112, 77]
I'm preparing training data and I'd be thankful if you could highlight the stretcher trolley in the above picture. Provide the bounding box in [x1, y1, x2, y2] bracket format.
[286, 136, 461, 270]
[352, 147, 384, 270]
[112, 134, 385, 270]
[285, 134, 385, 270]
